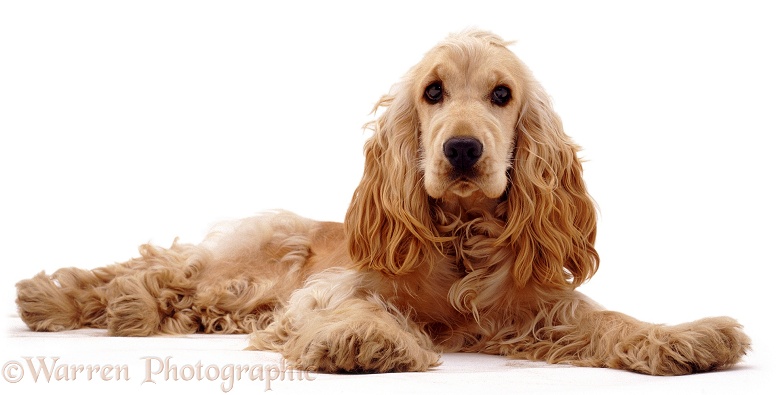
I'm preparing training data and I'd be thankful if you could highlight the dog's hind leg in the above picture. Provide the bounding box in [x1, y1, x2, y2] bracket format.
[103, 241, 210, 336]
[193, 211, 328, 335]
[15, 255, 149, 332]
[16, 265, 117, 332]
[15, 240, 210, 335]
[16, 211, 334, 336]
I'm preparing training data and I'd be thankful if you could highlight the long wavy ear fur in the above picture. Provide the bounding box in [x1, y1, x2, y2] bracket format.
[344, 83, 437, 275]
[501, 78, 600, 289]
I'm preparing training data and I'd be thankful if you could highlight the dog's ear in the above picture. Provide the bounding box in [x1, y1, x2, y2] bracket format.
[344, 85, 437, 275]
[500, 80, 599, 288]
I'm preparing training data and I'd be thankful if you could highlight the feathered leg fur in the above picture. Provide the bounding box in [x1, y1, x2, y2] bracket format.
[16, 212, 328, 337]
[16, 241, 211, 336]
[474, 293, 750, 376]
[249, 269, 441, 373]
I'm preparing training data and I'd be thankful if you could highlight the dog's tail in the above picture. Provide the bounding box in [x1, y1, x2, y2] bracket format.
[15, 240, 208, 335]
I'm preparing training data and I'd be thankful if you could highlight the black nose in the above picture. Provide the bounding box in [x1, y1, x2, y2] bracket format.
[443, 137, 483, 172]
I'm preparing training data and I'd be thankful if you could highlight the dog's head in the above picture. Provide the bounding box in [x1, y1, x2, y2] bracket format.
[412, 31, 526, 200]
[345, 30, 598, 288]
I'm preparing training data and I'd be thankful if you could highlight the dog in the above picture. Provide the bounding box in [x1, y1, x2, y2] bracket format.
[16, 30, 750, 375]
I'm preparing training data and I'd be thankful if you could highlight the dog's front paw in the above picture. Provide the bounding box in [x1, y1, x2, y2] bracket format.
[615, 316, 751, 375]
[297, 319, 440, 373]
[258, 316, 440, 373]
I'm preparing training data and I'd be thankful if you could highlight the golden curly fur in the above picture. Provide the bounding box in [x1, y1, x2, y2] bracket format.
[16, 30, 750, 375]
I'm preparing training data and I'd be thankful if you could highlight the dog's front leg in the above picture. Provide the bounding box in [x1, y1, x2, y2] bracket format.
[505, 294, 751, 375]
[249, 268, 440, 373]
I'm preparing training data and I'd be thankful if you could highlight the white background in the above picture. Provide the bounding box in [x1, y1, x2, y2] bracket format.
[1, 0, 774, 390]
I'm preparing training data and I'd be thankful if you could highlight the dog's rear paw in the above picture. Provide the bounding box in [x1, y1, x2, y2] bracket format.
[106, 276, 162, 336]
[106, 271, 199, 336]
[16, 272, 80, 331]
[15, 269, 104, 331]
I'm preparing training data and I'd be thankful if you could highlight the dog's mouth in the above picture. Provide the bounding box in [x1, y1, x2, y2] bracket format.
[437, 172, 507, 200]
[424, 157, 510, 199]
[447, 178, 480, 198]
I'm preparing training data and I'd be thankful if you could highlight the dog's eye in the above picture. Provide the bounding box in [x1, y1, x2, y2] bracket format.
[424, 82, 444, 104]
[491, 85, 512, 106]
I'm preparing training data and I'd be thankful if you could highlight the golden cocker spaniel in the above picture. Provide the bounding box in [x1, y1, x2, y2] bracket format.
[16, 30, 750, 375]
